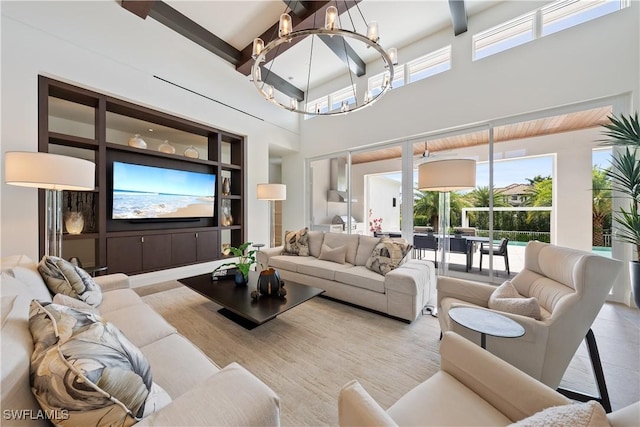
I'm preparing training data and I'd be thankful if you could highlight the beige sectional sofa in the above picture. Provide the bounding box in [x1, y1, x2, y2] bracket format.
[256, 231, 436, 322]
[1, 255, 280, 426]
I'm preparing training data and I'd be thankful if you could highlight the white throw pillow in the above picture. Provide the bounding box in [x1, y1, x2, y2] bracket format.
[510, 401, 609, 427]
[488, 280, 541, 320]
[53, 293, 99, 314]
[318, 244, 347, 264]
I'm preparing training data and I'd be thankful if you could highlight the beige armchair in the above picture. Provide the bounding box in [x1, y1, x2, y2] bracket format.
[338, 332, 639, 426]
[437, 240, 623, 410]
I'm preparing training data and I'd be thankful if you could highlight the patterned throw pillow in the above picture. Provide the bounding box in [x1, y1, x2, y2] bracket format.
[488, 280, 541, 320]
[283, 227, 310, 256]
[28, 300, 171, 425]
[318, 244, 346, 264]
[365, 237, 413, 275]
[38, 256, 102, 307]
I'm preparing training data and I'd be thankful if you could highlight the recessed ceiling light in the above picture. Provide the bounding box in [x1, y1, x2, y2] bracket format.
[148, 128, 154, 132]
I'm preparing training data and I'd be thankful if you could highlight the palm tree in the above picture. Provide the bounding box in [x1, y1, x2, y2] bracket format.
[465, 186, 507, 229]
[592, 167, 612, 247]
[413, 189, 470, 229]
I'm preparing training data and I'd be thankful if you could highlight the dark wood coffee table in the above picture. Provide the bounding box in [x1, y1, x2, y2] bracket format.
[179, 272, 324, 330]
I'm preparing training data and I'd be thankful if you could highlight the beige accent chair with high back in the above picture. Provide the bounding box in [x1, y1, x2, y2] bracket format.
[437, 240, 623, 395]
[338, 332, 639, 426]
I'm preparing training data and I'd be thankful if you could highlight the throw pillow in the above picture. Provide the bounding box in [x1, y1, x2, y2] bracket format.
[318, 244, 347, 264]
[510, 401, 609, 427]
[365, 237, 413, 276]
[38, 256, 102, 307]
[52, 293, 99, 314]
[282, 228, 310, 256]
[488, 280, 541, 320]
[28, 300, 171, 424]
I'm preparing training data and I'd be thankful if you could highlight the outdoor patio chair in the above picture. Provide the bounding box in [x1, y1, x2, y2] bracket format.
[480, 237, 510, 275]
[413, 234, 438, 265]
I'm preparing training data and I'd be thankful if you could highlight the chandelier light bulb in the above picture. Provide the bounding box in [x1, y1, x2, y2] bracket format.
[388, 47, 398, 65]
[364, 90, 372, 104]
[383, 72, 390, 88]
[315, 104, 321, 114]
[367, 21, 379, 42]
[279, 13, 292, 37]
[325, 6, 338, 30]
[341, 100, 349, 113]
[253, 67, 262, 83]
[290, 98, 298, 111]
[266, 85, 274, 100]
[252, 38, 264, 59]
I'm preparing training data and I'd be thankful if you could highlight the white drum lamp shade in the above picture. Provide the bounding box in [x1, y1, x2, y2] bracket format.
[4, 151, 95, 257]
[5, 151, 95, 190]
[418, 158, 476, 192]
[257, 183, 286, 201]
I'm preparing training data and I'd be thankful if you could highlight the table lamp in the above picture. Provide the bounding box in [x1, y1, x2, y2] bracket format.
[5, 151, 95, 257]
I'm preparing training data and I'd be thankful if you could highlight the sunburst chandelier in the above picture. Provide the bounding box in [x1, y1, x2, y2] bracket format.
[251, 2, 397, 116]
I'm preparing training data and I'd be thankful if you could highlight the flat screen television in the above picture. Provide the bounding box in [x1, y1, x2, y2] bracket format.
[112, 161, 216, 220]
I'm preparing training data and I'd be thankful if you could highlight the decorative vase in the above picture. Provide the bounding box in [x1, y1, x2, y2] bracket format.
[631, 261, 640, 309]
[221, 211, 233, 227]
[222, 177, 231, 196]
[234, 271, 247, 286]
[158, 140, 175, 154]
[127, 134, 147, 149]
[64, 212, 84, 235]
[184, 145, 199, 159]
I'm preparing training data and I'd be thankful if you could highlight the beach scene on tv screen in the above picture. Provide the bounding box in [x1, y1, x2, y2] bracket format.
[112, 162, 215, 219]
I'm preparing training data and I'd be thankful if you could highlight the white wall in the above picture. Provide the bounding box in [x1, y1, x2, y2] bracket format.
[366, 175, 401, 233]
[0, 1, 296, 282]
[282, 1, 639, 233]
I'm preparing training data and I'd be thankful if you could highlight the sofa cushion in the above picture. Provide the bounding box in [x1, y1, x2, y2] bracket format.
[101, 304, 177, 348]
[388, 371, 511, 426]
[297, 258, 354, 281]
[37, 256, 102, 307]
[283, 228, 310, 256]
[9, 266, 53, 303]
[510, 401, 609, 427]
[28, 300, 168, 423]
[52, 293, 98, 314]
[318, 244, 347, 264]
[268, 255, 312, 273]
[323, 233, 359, 264]
[366, 237, 413, 276]
[308, 231, 325, 258]
[355, 235, 381, 266]
[335, 266, 385, 293]
[489, 281, 541, 320]
[140, 334, 221, 399]
[99, 288, 145, 315]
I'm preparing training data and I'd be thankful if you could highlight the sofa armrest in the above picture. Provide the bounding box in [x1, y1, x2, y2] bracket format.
[607, 401, 640, 427]
[440, 332, 570, 422]
[437, 276, 495, 307]
[338, 380, 398, 427]
[94, 273, 130, 292]
[136, 363, 280, 426]
[256, 246, 283, 271]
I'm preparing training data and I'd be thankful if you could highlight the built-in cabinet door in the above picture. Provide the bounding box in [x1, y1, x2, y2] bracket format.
[107, 236, 142, 274]
[196, 230, 218, 261]
[171, 232, 197, 265]
[142, 234, 172, 271]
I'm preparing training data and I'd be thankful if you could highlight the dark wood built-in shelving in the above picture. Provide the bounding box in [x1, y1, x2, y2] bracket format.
[38, 76, 246, 274]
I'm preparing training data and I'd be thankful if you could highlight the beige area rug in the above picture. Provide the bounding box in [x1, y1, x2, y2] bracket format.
[138, 281, 598, 426]
[139, 282, 442, 426]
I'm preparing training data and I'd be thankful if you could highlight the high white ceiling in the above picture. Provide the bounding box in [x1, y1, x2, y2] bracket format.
[162, 1, 503, 93]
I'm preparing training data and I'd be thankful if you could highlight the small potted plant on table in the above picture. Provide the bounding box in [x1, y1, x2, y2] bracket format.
[213, 242, 257, 285]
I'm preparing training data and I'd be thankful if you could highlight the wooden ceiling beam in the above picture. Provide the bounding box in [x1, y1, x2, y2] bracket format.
[318, 34, 366, 77]
[121, 0, 155, 19]
[448, 0, 468, 36]
[260, 66, 305, 101]
[236, 0, 362, 76]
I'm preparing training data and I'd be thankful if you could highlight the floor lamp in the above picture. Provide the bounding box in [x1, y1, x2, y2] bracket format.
[5, 151, 95, 257]
[418, 158, 476, 277]
[257, 183, 286, 247]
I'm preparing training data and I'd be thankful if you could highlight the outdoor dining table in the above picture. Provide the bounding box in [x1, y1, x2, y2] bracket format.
[413, 233, 490, 271]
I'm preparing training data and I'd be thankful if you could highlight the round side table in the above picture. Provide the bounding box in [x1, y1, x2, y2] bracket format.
[448, 306, 525, 349]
